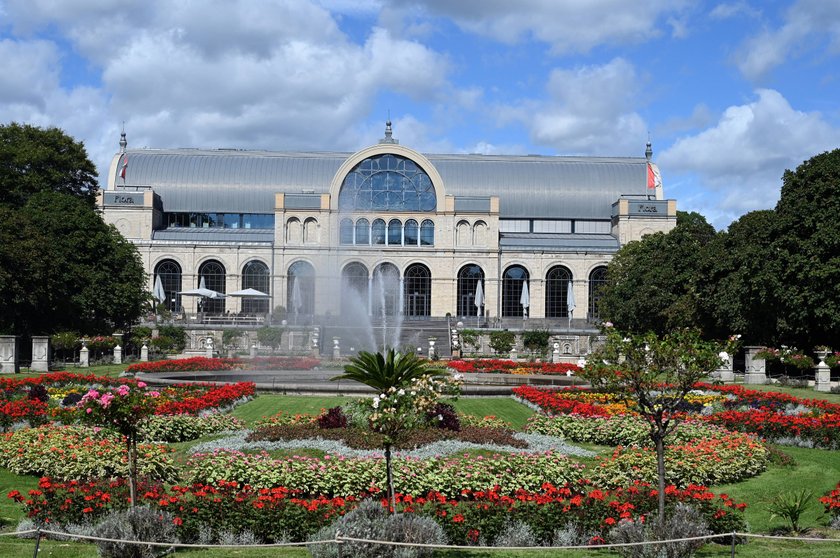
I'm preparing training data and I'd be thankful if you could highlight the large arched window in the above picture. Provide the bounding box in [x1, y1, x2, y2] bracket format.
[404, 264, 431, 318]
[198, 260, 226, 314]
[338, 153, 436, 212]
[371, 263, 401, 317]
[355, 218, 370, 245]
[288, 261, 315, 316]
[371, 219, 386, 245]
[589, 266, 608, 320]
[420, 219, 434, 246]
[241, 261, 270, 314]
[457, 265, 484, 319]
[545, 266, 572, 318]
[341, 262, 369, 316]
[502, 265, 529, 318]
[154, 260, 181, 312]
[339, 218, 353, 245]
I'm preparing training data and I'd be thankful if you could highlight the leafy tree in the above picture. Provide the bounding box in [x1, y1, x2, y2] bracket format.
[488, 330, 515, 355]
[698, 210, 785, 345]
[332, 349, 456, 511]
[773, 148, 840, 348]
[598, 211, 716, 335]
[522, 329, 551, 356]
[0, 122, 98, 208]
[581, 327, 728, 522]
[0, 191, 147, 337]
[256, 326, 284, 353]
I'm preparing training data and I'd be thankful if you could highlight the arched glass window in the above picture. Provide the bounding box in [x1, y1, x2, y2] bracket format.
[420, 219, 434, 246]
[404, 264, 430, 318]
[502, 265, 529, 318]
[545, 266, 572, 318]
[338, 153, 436, 212]
[339, 218, 353, 245]
[341, 262, 369, 316]
[457, 265, 484, 318]
[288, 261, 315, 316]
[355, 218, 370, 245]
[198, 260, 226, 314]
[154, 260, 181, 312]
[372, 219, 386, 245]
[404, 219, 419, 246]
[372, 263, 401, 317]
[388, 219, 402, 245]
[241, 260, 270, 314]
[589, 266, 608, 320]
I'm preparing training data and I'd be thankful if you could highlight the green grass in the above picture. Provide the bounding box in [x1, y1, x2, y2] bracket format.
[0, 468, 39, 527]
[230, 394, 361, 425]
[732, 382, 840, 402]
[16, 363, 130, 379]
[451, 398, 535, 430]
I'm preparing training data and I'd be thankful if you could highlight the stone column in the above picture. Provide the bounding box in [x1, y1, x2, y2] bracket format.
[113, 345, 122, 364]
[250, 343, 258, 359]
[717, 352, 735, 383]
[815, 351, 831, 393]
[509, 347, 518, 361]
[0, 335, 19, 374]
[311, 327, 320, 358]
[205, 337, 214, 359]
[744, 346, 767, 384]
[428, 338, 436, 360]
[140, 344, 149, 362]
[31, 336, 50, 372]
[552, 342, 560, 363]
[79, 342, 89, 368]
[332, 338, 341, 360]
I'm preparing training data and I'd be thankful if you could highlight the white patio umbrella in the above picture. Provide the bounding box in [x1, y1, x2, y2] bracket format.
[520, 281, 530, 319]
[178, 287, 225, 299]
[567, 280, 576, 328]
[227, 288, 270, 298]
[153, 275, 166, 304]
[474, 280, 484, 327]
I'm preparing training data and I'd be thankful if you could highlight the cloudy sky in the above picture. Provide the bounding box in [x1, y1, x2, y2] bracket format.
[2, 0, 839, 228]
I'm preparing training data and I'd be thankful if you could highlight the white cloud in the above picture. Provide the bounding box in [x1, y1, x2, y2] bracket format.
[392, 0, 689, 53]
[735, 0, 840, 80]
[709, 2, 761, 20]
[501, 58, 648, 156]
[659, 89, 840, 226]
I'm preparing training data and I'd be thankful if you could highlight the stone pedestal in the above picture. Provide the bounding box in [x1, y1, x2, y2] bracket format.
[815, 353, 831, 392]
[717, 352, 735, 383]
[332, 338, 341, 360]
[113, 345, 122, 364]
[205, 337, 214, 359]
[31, 336, 50, 372]
[509, 347, 517, 361]
[744, 346, 767, 384]
[0, 335, 19, 374]
[250, 343, 257, 359]
[552, 343, 560, 364]
[428, 338, 436, 360]
[311, 328, 320, 358]
[140, 344, 149, 362]
[79, 343, 89, 367]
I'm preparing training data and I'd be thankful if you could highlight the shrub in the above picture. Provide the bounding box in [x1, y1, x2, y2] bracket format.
[318, 407, 348, 429]
[138, 414, 243, 442]
[92, 506, 178, 558]
[522, 329, 551, 355]
[426, 403, 460, 431]
[552, 522, 596, 547]
[767, 489, 813, 533]
[819, 482, 840, 520]
[488, 330, 515, 355]
[308, 499, 445, 558]
[608, 503, 710, 558]
[493, 520, 538, 547]
[27, 384, 49, 403]
[157, 326, 186, 351]
[257, 326, 284, 352]
[458, 330, 479, 352]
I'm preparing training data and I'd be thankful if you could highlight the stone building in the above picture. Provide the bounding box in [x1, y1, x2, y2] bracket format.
[99, 124, 675, 338]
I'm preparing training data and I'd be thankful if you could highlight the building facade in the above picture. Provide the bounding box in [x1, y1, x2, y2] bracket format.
[99, 126, 676, 328]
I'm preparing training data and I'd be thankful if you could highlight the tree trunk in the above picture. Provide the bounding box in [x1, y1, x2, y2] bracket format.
[384, 442, 396, 514]
[655, 433, 666, 526]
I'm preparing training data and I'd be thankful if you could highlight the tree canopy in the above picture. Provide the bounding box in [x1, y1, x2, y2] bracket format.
[0, 124, 146, 337]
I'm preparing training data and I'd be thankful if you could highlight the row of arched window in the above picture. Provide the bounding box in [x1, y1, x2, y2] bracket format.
[155, 259, 608, 319]
[340, 218, 434, 246]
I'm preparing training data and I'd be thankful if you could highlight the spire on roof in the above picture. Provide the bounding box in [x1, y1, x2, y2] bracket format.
[379, 114, 398, 145]
[645, 135, 652, 161]
[119, 122, 127, 153]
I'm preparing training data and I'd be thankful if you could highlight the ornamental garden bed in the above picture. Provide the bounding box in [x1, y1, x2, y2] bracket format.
[1, 374, 839, 553]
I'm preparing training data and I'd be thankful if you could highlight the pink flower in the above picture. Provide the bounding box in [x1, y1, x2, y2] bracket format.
[86, 408, 93, 414]
[116, 385, 130, 396]
[86, 389, 99, 399]
[137, 381, 147, 388]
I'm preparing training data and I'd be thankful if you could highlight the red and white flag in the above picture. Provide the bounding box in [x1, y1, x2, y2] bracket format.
[646, 162, 661, 190]
[120, 154, 128, 180]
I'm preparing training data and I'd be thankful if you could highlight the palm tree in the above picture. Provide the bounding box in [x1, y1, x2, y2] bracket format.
[332, 348, 444, 511]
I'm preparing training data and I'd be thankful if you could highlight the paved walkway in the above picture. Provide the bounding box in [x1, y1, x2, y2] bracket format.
[135, 368, 588, 396]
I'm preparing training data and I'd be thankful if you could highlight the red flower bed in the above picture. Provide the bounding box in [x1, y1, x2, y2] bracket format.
[0, 372, 132, 391]
[154, 382, 255, 415]
[127, 356, 321, 374]
[449, 359, 580, 375]
[820, 482, 840, 519]
[512, 385, 611, 417]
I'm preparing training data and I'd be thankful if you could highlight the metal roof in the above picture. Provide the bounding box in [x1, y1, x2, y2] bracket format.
[112, 148, 650, 219]
[499, 233, 620, 252]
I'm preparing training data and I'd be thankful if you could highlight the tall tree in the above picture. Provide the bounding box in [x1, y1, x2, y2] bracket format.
[0, 123, 98, 208]
[598, 211, 717, 335]
[773, 149, 840, 348]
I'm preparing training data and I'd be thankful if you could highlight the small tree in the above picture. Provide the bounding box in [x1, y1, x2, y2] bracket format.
[257, 326, 284, 353]
[78, 382, 160, 508]
[581, 327, 730, 522]
[331, 349, 460, 512]
[489, 330, 516, 355]
[522, 329, 551, 357]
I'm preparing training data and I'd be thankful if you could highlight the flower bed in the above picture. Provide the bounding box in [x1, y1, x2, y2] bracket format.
[126, 356, 321, 374]
[448, 359, 580, 375]
[9, 478, 746, 543]
[820, 481, 840, 519]
[183, 450, 586, 498]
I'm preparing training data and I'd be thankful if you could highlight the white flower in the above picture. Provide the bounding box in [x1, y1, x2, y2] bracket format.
[398, 389, 405, 396]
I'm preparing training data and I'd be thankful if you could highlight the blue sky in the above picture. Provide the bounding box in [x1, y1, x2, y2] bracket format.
[1, 0, 839, 228]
